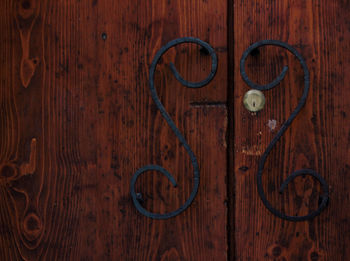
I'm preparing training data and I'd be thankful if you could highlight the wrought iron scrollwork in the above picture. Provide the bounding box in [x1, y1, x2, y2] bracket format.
[240, 40, 329, 221]
[131, 37, 218, 219]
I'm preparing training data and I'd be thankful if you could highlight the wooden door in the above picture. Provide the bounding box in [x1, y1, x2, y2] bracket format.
[231, 1, 350, 260]
[0, 0, 348, 260]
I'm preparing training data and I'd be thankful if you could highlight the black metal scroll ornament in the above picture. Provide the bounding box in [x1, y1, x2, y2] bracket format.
[240, 40, 329, 221]
[131, 37, 218, 219]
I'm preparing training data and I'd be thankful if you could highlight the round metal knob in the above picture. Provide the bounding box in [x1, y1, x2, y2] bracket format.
[243, 89, 265, 112]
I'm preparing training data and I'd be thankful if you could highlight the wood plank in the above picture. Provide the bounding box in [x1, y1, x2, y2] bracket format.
[0, 0, 228, 260]
[232, 0, 350, 260]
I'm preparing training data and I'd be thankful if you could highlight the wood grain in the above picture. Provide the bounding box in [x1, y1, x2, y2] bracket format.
[232, 0, 350, 260]
[0, 0, 227, 260]
[3, 0, 349, 260]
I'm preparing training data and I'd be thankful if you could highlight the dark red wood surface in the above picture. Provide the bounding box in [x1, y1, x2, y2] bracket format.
[231, 0, 350, 260]
[1, 0, 349, 260]
[0, 0, 227, 260]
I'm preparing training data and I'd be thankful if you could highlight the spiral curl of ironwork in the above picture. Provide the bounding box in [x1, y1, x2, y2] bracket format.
[240, 40, 329, 221]
[131, 37, 218, 219]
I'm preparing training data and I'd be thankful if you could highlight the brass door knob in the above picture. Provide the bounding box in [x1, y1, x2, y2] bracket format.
[243, 89, 265, 112]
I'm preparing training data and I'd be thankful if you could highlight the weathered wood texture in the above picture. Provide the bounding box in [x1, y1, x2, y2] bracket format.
[232, 0, 350, 260]
[0, 0, 227, 260]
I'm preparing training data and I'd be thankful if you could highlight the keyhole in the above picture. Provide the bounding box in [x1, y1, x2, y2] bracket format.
[243, 89, 265, 112]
